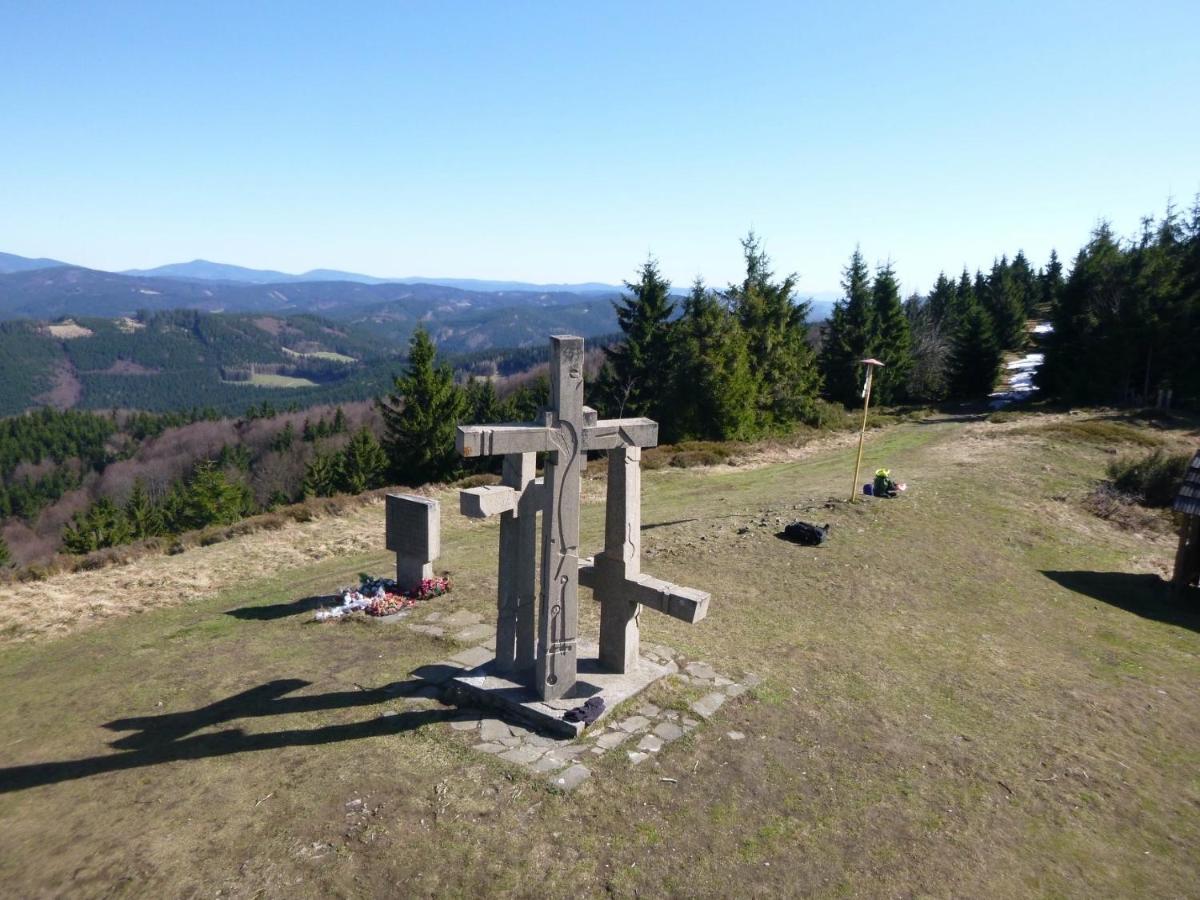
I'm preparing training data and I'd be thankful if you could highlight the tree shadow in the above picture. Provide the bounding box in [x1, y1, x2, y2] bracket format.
[1042, 570, 1200, 633]
[226, 594, 339, 620]
[0, 677, 454, 795]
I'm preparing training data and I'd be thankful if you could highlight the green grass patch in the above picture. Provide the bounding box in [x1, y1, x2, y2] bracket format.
[1012, 419, 1164, 447]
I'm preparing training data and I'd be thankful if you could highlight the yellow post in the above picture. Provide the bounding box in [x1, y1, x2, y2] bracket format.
[850, 359, 883, 502]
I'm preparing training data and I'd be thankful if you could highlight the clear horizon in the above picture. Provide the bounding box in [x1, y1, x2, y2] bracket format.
[2, 1, 1197, 296]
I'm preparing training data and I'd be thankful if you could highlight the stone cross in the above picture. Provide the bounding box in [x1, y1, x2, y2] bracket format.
[385, 493, 440, 591]
[579, 447, 709, 672]
[458, 336, 656, 700]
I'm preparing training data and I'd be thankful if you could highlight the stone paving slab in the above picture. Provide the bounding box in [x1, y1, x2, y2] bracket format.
[426, 645, 756, 787]
[447, 640, 672, 738]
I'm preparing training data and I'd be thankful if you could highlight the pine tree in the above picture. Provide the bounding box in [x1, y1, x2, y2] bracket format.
[501, 376, 549, 422]
[947, 299, 1002, 398]
[727, 233, 822, 426]
[1039, 249, 1064, 312]
[819, 248, 876, 406]
[926, 272, 957, 325]
[1040, 224, 1126, 401]
[271, 421, 295, 452]
[869, 262, 912, 404]
[336, 427, 389, 494]
[670, 279, 757, 441]
[1010, 250, 1038, 317]
[169, 461, 252, 531]
[332, 407, 347, 434]
[123, 479, 161, 539]
[984, 256, 1027, 350]
[378, 327, 467, 485]
[594, 258, 676, 421]
[465, 377, 503, 424]
[0, 533, 11, 568]
[302, 452, 338, 498]
[62, 498, 131, 554]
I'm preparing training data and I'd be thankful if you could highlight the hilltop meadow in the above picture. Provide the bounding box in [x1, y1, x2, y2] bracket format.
[1, 409, 1197, 897]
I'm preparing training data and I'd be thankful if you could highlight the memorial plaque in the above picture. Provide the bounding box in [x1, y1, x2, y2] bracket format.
[386, 494, 440, 589]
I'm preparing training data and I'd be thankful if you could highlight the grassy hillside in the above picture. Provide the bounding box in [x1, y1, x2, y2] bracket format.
[0, 412, 1197, 896]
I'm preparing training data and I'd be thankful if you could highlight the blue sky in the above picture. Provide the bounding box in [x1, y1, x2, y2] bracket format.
[2, 1, 1197, 294]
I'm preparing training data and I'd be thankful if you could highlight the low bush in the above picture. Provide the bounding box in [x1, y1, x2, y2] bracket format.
[807, 399, 853, 431]
[1107, 449, 1191, 507]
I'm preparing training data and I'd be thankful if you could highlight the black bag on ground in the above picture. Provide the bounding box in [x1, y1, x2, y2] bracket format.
[782, 521, 830, 546]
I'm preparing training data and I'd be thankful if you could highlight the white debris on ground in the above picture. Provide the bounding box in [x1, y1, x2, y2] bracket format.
[990, 321, 1052, 408]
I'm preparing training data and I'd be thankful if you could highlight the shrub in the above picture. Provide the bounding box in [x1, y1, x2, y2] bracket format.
[1107, 449, 1191, 507]
[807, 399, 852, 432]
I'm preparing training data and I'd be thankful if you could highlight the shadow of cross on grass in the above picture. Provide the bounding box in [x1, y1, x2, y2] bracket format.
[0, 678, 449, 795]
[224, 594, 339, 621]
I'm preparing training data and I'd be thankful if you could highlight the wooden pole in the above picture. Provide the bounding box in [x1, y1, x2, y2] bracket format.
[850, 365, 874, 503]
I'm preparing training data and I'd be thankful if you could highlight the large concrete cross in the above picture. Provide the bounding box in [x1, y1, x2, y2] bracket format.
[457, 335, 663, 700]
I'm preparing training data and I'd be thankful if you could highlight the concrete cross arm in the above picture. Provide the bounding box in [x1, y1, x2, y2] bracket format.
[578, 559, 710, 623]
[582, 418, 659, 451]
[457, 424, 555, 458]
[460, 484, 516, 518]
[460, 479, 546, 518]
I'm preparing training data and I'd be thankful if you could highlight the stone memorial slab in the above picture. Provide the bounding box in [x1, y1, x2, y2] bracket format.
[385, 493, 440, 590]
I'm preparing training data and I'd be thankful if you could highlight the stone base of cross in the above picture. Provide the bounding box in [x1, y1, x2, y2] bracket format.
[458, 335, 710, 703]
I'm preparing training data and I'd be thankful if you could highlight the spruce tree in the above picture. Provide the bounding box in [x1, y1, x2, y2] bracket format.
[670, 279, 757, 441]
[727, 233, 822, 426]
[926, 272, 957, 325]
[378, 327, 467, 485]
[594, 258, 676, 421]
[1039, 249, 1064, 312]
[62, 498, 131, 553]
[124, 479, 161, 539]
[819, 248, 876, 406]
[465, 377, 503, 423]
[869, 262, 913, 404]
[336, 428, 389, 494]
[302, 452, 338, 498]
[1010, 250, 1038, 317]
[177, 462, 252, 530]
[947, 299, 1002, 398]
[984, 256, 1027, 350]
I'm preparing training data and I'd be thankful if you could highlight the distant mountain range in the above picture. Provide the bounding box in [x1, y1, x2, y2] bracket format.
[0, 251, 837, 322]
[0, 251, 69, 274]
[8, 254, 622, 294]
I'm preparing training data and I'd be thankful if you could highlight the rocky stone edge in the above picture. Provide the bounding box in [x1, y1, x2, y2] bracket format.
[401, 639, 757, 792]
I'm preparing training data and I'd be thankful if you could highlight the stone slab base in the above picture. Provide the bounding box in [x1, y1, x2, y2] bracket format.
[445, 640, 676, 738]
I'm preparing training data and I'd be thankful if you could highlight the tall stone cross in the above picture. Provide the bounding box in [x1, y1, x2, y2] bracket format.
[458, 334, 709, 703]
[458, 335, 655, 700]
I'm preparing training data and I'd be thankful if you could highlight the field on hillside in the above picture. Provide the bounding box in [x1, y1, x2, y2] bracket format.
[1, 412, 1198, 897]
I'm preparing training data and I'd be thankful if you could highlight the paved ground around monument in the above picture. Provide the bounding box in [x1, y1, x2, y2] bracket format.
[2, 411, 1199, 898]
